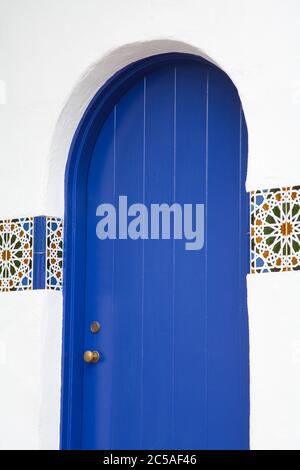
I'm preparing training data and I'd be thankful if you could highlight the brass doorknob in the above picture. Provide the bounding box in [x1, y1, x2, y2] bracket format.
[83, 350, 100, 363]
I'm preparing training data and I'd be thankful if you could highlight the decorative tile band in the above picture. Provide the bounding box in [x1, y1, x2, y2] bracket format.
[0, 216, 63, 292]
[0, 218, 33, 291]
[1, 191, 300, 291]
[250, 186, 300, 273]
[46, 217, 63, 290]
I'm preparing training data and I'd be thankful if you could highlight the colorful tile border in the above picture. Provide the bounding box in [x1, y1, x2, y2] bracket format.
[0, 218, 33, 291]
[1, 190, 300, 291]
[250, 186, 300, 273]
[46, 217, 63, 291]
[0, 216, 63, 292]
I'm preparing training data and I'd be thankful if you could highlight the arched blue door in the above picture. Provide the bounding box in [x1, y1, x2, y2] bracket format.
[61, 54, 249, 450]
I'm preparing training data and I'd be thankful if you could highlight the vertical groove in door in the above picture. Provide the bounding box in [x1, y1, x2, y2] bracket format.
[171, 65, 177, 441]
[204, 69, 209, 450]
[111, 80, 144, 447]
[140, 76, 146, 448]
[110, 105, 117, 447]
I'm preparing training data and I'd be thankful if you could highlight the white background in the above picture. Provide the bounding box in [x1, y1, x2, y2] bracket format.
[0, 0, 300, 449]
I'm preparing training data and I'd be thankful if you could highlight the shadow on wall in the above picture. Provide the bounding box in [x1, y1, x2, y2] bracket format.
[45, 38, 240, 216]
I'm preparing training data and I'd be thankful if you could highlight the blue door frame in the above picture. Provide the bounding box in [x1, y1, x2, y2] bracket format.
[61, 53, 249, 450]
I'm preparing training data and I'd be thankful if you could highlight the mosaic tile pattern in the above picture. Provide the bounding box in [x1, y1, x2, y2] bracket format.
[46, 217, 63, 290]
[1, 193, 300, 291]
[0, 218, 33, 291]
[250, 186, 300, 273]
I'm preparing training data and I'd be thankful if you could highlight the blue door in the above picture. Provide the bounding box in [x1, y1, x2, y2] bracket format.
[62, 54, 249, 450]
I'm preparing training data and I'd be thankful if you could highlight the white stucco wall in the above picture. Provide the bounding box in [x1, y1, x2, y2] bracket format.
[0, 0, 300, 449]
